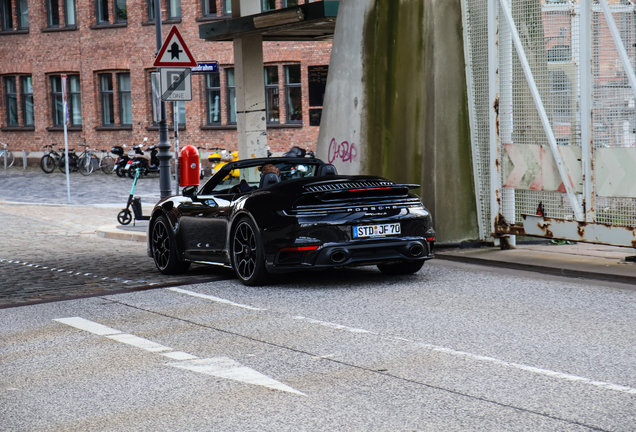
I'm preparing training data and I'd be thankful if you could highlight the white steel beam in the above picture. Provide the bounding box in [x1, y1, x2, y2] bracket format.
[580, 1, 594, 222]
[599, 0, 636, 104]
[460, 0, 488, 240]
[498, 0, 584, 222]
[488, 0, 501, 242]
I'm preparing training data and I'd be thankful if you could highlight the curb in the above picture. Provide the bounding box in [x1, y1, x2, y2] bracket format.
[435, 252, 636, 286]
[97, 225, 147, 243]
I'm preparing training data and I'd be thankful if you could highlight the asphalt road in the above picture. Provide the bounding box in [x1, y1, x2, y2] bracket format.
[2, 262, 636, 431]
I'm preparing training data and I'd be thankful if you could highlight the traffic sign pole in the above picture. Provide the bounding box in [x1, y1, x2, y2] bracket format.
[154, 0, 172, 199]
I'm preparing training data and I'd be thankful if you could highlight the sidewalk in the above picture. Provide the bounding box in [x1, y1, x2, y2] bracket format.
[435, 242, 636, 285]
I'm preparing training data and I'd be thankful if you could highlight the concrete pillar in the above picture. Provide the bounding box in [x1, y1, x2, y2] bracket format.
[232, 0, 268, 159]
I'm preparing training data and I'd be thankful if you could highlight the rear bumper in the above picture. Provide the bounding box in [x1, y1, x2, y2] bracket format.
[266, 238, 434, 274]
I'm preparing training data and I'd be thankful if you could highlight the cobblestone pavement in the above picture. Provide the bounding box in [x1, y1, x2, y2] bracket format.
[0, 167, 232, 307]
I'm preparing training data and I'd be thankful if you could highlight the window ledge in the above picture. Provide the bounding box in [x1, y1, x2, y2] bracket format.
[41, 26, 77, 33]
[146, 125, 185, 131]
[1, 126, 35, 131]
[46, 126, 82, 132]
[95, 125, 133, 131]
[0, 29, 29, 35]
[89, 23, 127, 30]
[195, 16, 227, 23]
[162, 19, 182, 24]
[268, 123, 303, 129]
[200, 125, 237, 130]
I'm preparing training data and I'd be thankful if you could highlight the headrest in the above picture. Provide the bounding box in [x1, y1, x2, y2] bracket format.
[317, 164, 337, 176]
[259, 172, 280, 189]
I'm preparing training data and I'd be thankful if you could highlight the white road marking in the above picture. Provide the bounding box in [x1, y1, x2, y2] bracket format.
[293, 316, 375, 334]
[167, 357, 305, 395]
[54, 317, 302, 395]
[167, 288, 267, 311]
[106, 334, 172, 353]
[54, 317, 121, 336]
[162, 351, 199, 361]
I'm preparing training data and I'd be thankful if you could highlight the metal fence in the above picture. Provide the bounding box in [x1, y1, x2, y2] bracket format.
[462, 0, 636, 246]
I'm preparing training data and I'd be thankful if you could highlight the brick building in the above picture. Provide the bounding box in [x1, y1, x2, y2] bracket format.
[0, 0, 332, 162]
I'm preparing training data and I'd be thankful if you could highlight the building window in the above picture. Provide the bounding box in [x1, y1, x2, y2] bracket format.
[118, 73, 132, 125]
[51, 75, 81, 126]
[21, 76, 33, 126]
[4, 77, 18, 126]
[168, 0, 181, 19]
[283, 0, 298, 6]
[0, 0, 13, 30]
[550, 69, 571, 124]
[223, 0, 231, 15]
[202, 0, 216, 17]
[262, 0, 275, 11]
[64, 0, 76, 26]
[147, 0, 153, 20]
[285, 65, 302, 123]
[46, 0, 60, 27]
[206, 72, 221, 125]
[99, 74, 114, 125]
[264, 66, 279, 124]
[115, 0, 127, 21]
[68, 75, 81, 125]
[17, 0, 29, 29]
[227, 68, 236, 124]
[168, 101, 185, 126]
[96, 0, 109, 24]
[99, 72, 132, 127]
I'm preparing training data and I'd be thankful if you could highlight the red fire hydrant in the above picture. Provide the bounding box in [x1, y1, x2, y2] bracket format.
[179, 145, 200, 187]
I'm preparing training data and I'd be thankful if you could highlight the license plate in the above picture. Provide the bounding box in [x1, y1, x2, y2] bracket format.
[353, 223, 401, 238]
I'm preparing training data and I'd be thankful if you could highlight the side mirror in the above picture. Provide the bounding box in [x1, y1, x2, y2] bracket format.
[182, 185, 198, 198]
[143, 137, 148, 142]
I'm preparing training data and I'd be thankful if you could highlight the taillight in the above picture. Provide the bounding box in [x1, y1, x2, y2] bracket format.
[426, 237, 435, 242]
[279, 246, 320, 252]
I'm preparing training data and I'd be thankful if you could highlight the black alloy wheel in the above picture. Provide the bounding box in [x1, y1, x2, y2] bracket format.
[377, 260, 425, 275]
[231, 217, 268, 286]
[151, 215, 190, 274]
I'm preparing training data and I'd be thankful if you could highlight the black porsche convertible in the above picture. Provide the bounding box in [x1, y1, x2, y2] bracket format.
[147, 155, 435, 285]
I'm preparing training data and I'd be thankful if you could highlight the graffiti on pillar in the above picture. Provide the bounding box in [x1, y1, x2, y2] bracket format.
[328, 138, 358, 164]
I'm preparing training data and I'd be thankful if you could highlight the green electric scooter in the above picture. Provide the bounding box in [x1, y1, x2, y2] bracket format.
[117, 167, 151, 225]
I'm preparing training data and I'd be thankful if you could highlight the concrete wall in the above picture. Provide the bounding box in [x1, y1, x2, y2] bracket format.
[317, 0, 479, 243]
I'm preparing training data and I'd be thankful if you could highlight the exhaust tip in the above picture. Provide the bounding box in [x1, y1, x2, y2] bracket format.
[409, 244, 424, 257]
[330, 250, 348, 264]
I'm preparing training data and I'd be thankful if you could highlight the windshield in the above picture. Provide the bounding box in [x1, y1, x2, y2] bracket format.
[203, 161, 321, 194]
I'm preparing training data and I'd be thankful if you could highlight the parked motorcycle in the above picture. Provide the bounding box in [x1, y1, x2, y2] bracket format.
[112, 145, 130, 177]
[124, 137, 160, 178]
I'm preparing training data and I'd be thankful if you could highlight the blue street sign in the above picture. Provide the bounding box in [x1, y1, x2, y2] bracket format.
[191, 62, 219, 74]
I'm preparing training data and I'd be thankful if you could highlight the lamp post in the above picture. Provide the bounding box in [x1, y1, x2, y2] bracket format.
[154, 0, 173, 198]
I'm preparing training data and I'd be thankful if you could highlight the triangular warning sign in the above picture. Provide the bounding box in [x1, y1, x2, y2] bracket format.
[154, 26, 197, 67]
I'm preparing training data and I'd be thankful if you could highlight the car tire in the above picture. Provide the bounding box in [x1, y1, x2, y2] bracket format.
[377, 260, 425, 275]
[151, 215, 191, 275]
[231, 217, 269, 286]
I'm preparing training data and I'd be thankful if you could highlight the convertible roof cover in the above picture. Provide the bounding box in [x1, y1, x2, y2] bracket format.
[199, 1, 339, 42]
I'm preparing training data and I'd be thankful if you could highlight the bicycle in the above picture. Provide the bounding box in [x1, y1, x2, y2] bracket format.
[59, 146, 80, 174]
[40, 145, 61, 173]
[0, 142, 15, 169]
[76, 144, 98, 176]
[97, 149, 116, 174]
